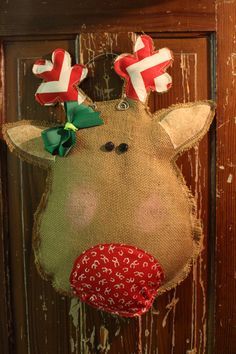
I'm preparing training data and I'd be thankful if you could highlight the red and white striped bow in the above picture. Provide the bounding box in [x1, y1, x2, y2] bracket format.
[114, 35, 173, 103]
[32, 48, 88, 105]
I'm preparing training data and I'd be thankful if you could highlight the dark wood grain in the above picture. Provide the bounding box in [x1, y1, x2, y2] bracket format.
[0, 42, 13, 354]
[154, 36, 212, 354]
[3, 0, 236, 349]
[215, 2, 236, 353]
[74, 33, 212, 353]
[0, 142, 12, 354]
[4, 38, 78, 354]
[1, 32, 214, 353]
[0, 44, 4, 126]
[0, 1, 215, 36]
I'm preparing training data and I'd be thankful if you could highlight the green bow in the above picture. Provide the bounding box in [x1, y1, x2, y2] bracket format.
[41, 101, 103, 157]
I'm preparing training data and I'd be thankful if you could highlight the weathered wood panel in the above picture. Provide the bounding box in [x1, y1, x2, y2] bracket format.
[0, 1, 235, 352]
[76, 32, 212, 354]
[215, 2, 236, 353]
[1, 32, 213, 353]
[4, 38, 77, 354]
[0, 42, 13, 354]
[0, 44, 5, 128]
[0, 1, 215, 36]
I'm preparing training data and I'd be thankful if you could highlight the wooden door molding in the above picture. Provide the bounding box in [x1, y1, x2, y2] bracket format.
[0, 41, 13, 354]
[0, 1, 235, 353]
[0, 1, 215, 36]
[0, 32, 214, 353]
[215, 2, 236, 353]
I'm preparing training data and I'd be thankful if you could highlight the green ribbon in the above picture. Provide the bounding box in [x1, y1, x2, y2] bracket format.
[41, 101, 103, 157]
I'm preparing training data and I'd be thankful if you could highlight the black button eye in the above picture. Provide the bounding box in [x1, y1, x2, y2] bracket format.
[104, 141, 115, 151]
[118, 143, 129, 153]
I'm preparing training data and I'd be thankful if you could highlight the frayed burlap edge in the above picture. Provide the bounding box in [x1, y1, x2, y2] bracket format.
[157, 169, 203, 295]
[2, 100, 215, 300]
[1, 120, 67, 292]
[153, 100, 216, 158]
[32, 100, 215, 297]
[32, 167, 73, 296]
[156, 100, 215, 295]
[2, 120, 56, 169]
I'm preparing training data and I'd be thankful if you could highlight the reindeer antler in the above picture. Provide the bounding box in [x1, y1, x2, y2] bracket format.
[32, 48, 88, 105]
[32, 49, 103, 157]
[114, 35, 173, 103]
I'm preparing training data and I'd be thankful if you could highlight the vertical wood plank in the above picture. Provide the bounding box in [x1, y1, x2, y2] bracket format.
[76, 33, 212, 354]
[0, 43, 5, 128]
[0, 41, 13, 354]
[3, 38, 78, 354]
[71, 32, 142, 354]
[0, 0, 216, 36]
[216, 2, 236, 353]
[1, 32, 216, 353]
[153, 37, 211, 354]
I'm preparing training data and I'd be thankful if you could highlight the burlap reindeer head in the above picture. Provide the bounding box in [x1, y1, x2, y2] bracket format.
[3, 35, 215, 317]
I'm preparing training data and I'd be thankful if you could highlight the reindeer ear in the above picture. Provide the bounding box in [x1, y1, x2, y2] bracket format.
[157, 101, 215, 154]
[3, 121, 55, 167]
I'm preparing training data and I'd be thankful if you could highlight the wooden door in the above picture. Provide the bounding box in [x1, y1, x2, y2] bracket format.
[0, 2, 235, 354]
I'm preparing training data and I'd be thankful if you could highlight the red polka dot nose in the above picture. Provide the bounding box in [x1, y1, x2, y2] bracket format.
[70, 243, 164, 317]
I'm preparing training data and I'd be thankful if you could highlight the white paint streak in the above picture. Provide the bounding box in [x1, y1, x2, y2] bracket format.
[79, 302, 87, 354]
[191, 143, 207, 352]
[70, 337, 75, 353]
[148, 308, 154, 352]
[69, 298, 80, 328]
[115, 326, 121, 337]
[180, 52, 197, 102]
[19, 161, 31, 354]
[69, 301, 88, 353]
[162, 292, 179, 328]
[97, 326, 110, 353]
[231, 53, 236, 75]
[138, 316, 142, 353]
[171, 288, 178, 354]
[197, 144, 206, 352]
[190, 146, 200, 351]
[227, 173, 233, 183]
[199, 250, 207, 353]
[89, 326, 95, 348]
[42, 300, 48, 321]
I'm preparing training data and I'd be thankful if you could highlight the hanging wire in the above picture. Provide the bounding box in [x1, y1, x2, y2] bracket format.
[85, 52, 119, 66]
[82, 52, 129, 109]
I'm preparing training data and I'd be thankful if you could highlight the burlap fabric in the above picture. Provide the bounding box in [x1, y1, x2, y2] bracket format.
[3, 99, 215, 297]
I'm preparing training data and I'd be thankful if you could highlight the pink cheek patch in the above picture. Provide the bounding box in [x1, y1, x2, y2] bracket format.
[70, 244, 164, 317]
[135, 194, 165, 233]
[66, 186, 97, 230]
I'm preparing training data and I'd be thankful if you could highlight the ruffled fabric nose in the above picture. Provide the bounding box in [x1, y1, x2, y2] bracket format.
[70, 243, 164, 317]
